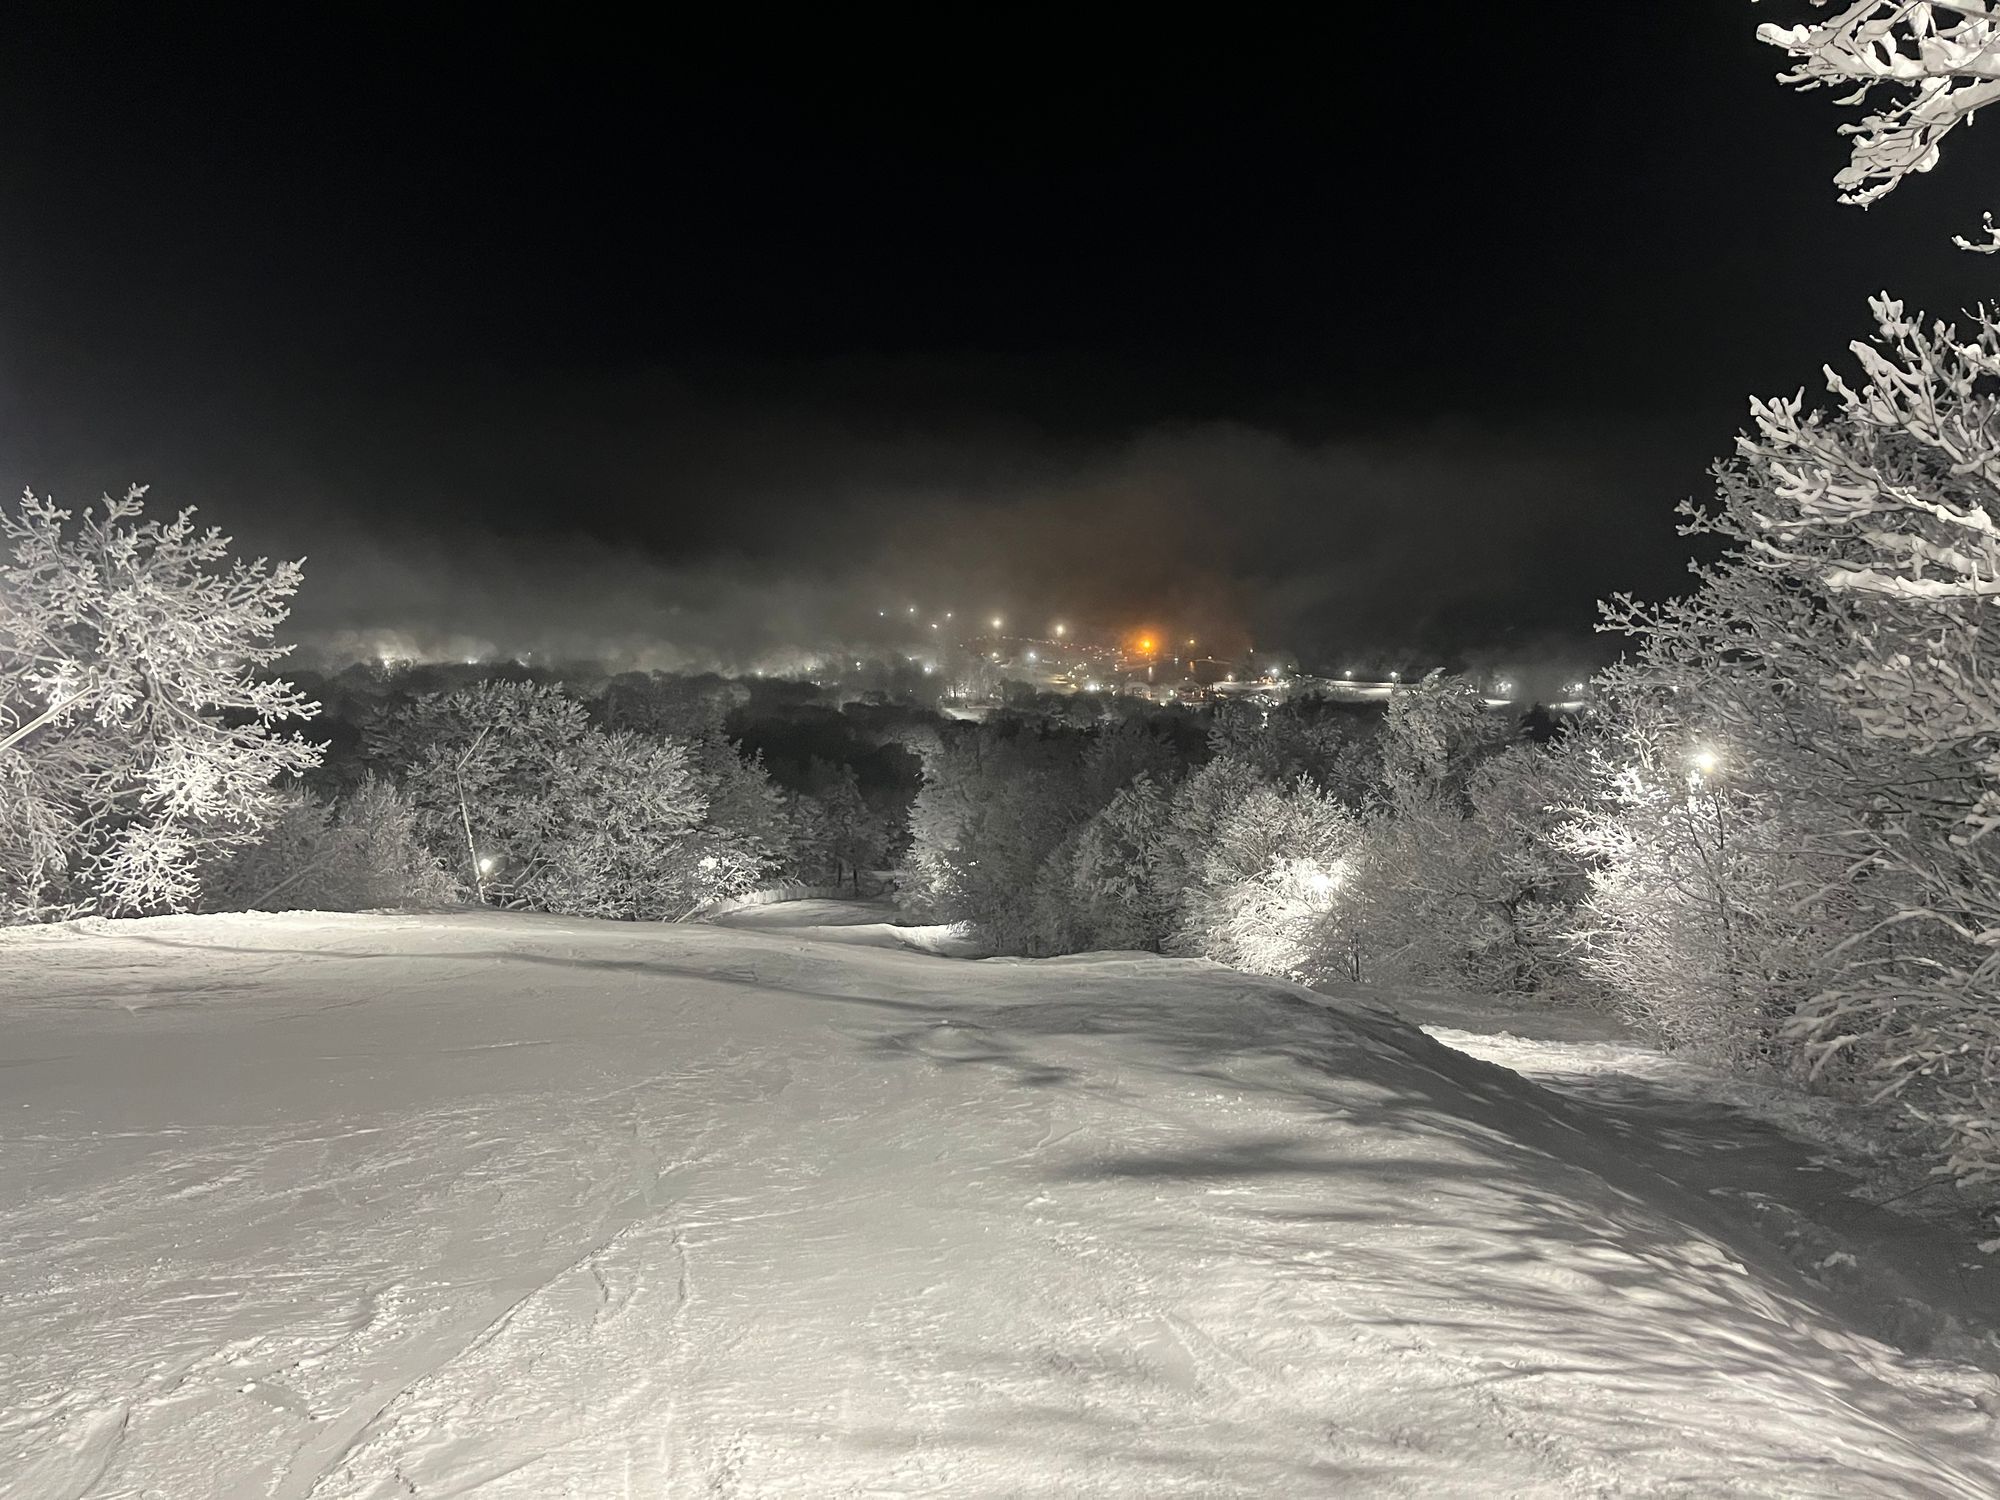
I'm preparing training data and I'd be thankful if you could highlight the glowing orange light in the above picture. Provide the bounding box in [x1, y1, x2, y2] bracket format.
[1138, 637, 1155, 653]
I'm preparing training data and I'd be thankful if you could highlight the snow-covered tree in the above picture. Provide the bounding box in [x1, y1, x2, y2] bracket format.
[898, 724, 1096, 948]
[1705, 299, 2000, 1191]
[1155, 753, 1264, 916]
[0, 486, 321, 919]
[529, 729, 723, 920]
[1595, 308, 2000, 1202]
[202, 776, 452, 913]
[1759, 2, 2000, 248]
[698, 743, 791, 884]
[1376, 671, 1508, 812]
[1206, 698, 1374, 798]
[789, 758, 887, 890]
[590, 674, 790, 880]
[1061, 772, 1177, 952]
[369, 680, 741, 918]
[368, 679, 591, 894]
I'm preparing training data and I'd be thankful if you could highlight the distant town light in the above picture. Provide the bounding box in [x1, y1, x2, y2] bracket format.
[477, 855, 496, 875]
[1691, 748, 1720, 775]
[991, 616, 1003, 630]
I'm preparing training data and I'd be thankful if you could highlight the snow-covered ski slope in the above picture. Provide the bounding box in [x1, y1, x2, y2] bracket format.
[2, 909, 1996, 1498]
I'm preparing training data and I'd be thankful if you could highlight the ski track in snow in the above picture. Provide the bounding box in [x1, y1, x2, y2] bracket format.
[1, 908, 1997, 1497]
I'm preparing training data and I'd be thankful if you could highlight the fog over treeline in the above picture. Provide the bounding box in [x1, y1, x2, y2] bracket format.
[3, 367, 1694, 682]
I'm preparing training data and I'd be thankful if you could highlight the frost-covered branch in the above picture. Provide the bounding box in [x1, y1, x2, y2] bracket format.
[1759, 1, 2000, 247]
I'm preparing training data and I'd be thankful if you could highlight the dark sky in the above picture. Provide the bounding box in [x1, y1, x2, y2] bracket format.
[3, 5, 1995, 678]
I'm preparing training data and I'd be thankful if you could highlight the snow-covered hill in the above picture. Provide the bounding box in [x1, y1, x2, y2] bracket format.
[2, 909, 1995, 1498]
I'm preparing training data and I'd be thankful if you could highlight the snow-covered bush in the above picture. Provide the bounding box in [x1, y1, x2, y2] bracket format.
[1268, 673, 1588, 993]
[202, 777, 452, 913]
[0, 486, 321, 919]
[1334, 743, 1595, 995]
[1174, 773, 1363, 979]
[1557, 695, 1861, 1063]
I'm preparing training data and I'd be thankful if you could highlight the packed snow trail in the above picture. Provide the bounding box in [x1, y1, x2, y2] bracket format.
[2, 913, 1996, 1497]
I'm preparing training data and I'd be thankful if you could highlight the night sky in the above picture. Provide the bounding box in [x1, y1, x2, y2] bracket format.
[4, 5, 1995, 677]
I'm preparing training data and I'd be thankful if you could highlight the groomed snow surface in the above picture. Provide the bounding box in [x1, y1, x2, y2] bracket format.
[3, 905, 1997, 1497]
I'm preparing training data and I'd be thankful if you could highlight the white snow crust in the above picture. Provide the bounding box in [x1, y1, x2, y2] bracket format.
[2, 907, 1997, 1497]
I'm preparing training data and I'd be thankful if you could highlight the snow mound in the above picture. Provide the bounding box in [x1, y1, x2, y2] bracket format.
[3, 909, 1996, 1497]
[708, 896, 992, 956]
